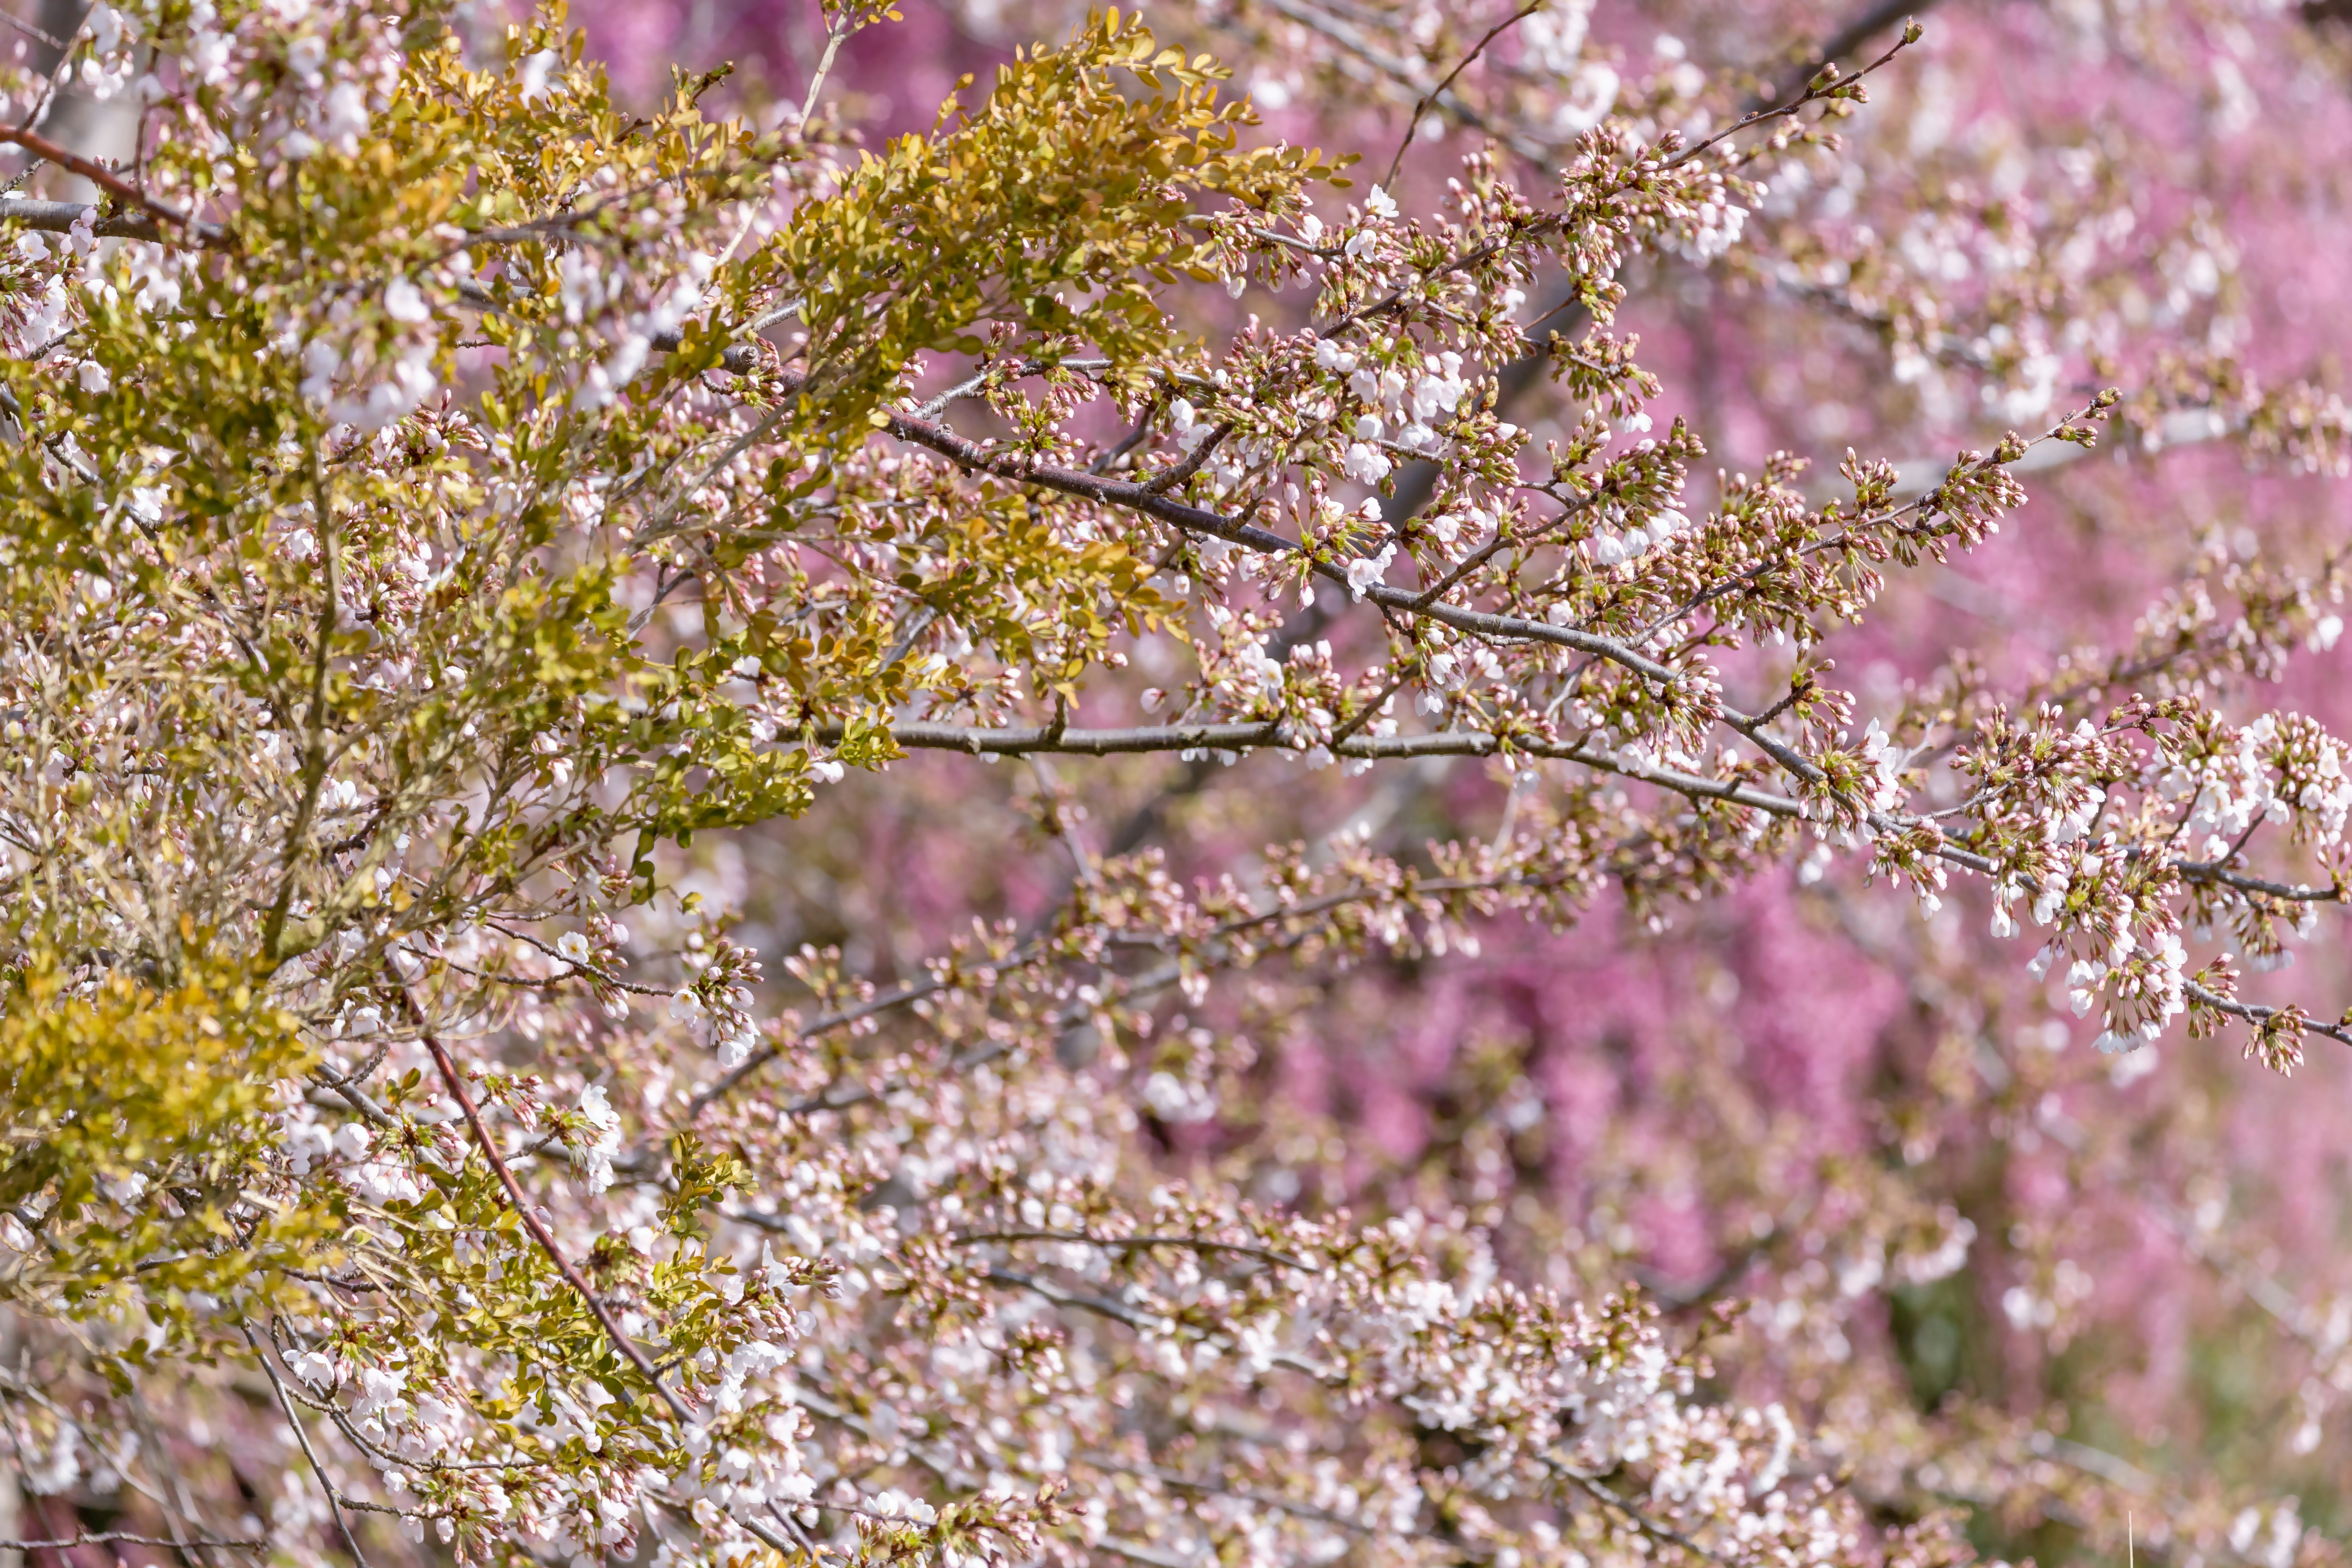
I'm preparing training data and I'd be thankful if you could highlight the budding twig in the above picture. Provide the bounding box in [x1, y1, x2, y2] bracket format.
[1380, 0, 1545, 189]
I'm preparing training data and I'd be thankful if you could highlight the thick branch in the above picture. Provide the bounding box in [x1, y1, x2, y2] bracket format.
[823, 716, 1798, 813]
[0, 127, 213, 238]
[0, 1535, 264, 1553]
[0, 196, 187, 241]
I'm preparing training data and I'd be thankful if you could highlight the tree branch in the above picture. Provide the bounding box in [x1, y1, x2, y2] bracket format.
[0, 1535, 265, 1553]
[1381, 0, 1544, 188]
[0, 127, 211, 237]
[949, 1231, 1312, 1271]
[243, 1326, 375, 1568]
[1750, 0, 1944, 114]
[408, 1007, 695, 1423]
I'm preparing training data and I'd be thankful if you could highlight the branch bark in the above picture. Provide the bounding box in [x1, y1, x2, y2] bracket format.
[412, 1020, 695, 1421]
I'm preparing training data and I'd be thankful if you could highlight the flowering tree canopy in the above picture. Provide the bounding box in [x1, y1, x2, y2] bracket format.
[3, 0, 2351, 1566]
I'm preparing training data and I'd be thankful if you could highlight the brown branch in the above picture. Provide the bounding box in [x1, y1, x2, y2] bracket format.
[1328, 669, 1411, 746]
[807, 387, 2074, 888]
[407, 1022, 800, 1568]
[816, 715, 1798, 810]
[0, 1536, 265, 1553]
[1666, 16, 1924, 169]
[2184, 981, 2352, 1050]
[2175, 861, 2344, 904]
[948, 1231, 1313, 1271]
[243, 1325, 377, 1568]
[0, 196, 183, 241]
[0, 127, 212, 238]
[1382, 283, 1588, 527]
[681, 938, 1061, 1118]
[1553, 1467, 1730, 1565]
[845, 373, 1697, 684]
[410, 1010, 696, 1423]
[1250, 0, 1546, 163]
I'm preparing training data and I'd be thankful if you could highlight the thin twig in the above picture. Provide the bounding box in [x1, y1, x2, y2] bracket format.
[1665, 18, 1923, 170]
[799, 5, 858, 123]
[2185, 981, 2352, 1050]
[1381, 0, 1543, 188]
[244, 1326, 374, 1568]
[1553, 1467, 1728, 1564]
[409, 1006, 695, 1424]
[1744, 0, 1944, 115]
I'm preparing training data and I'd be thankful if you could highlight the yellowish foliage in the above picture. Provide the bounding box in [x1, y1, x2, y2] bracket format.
[0, 939, 334, 1324]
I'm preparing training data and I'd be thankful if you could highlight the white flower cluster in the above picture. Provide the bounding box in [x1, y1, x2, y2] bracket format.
[2159, 711, 2352, 861]
[1589, 505, 1691, 567]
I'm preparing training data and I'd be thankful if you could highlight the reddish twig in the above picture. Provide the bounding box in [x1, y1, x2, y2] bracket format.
[408, 1003, 805, 1559]
[413, 1019, 694, 1424]
[0, 125, 206, 236]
